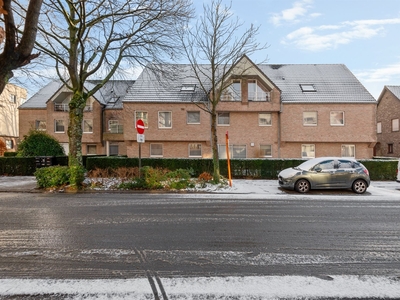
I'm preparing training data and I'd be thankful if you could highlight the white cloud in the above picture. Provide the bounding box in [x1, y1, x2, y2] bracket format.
[355, 61, 400, 98]
[282, 18, 400, 52]
[270, 0, 319, 26]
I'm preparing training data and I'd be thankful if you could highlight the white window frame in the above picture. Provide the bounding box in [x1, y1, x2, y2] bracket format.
[108, 120, 123, 133]
[301, 144, 315, 158]
[187, 111, 200, 124]
[248, 79, 269, 101]
[158, 111, 172, 128]
[150, 143, 163, 157]
[377, 121, 382, 134]
[218, 144, 247, 159]
[217, 112, 230, 126]
[223, 80, 241, 101]
[82, 119, 93, 133]
[330, 111, 344, 126]
[392, 119, 399, 132]
[6, 140, 13, 150]
[55, 120, 65, 133]
[303, 111, 317, 126]
[189, 143, 202, 157]
[135, 111, 149, 128]
[259, 113, 272, 126]
[260, 144, 272, 157]
[341, 144, 355, 157]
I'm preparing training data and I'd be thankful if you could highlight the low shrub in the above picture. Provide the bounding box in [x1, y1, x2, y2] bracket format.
[35, 166, 70, 188]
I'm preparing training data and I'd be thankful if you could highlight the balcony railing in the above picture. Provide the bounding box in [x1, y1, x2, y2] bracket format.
[54, 104, 93, 112]
[54, 104, 69, 112]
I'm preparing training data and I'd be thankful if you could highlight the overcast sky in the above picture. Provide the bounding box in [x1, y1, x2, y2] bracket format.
[193, 0, 400, 99]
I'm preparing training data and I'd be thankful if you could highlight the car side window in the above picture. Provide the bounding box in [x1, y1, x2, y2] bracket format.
[315, 160, 335, 170]
[338, 160, 353, 169]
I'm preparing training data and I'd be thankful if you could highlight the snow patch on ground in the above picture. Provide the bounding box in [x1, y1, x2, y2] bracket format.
[1, 276, 400, 299]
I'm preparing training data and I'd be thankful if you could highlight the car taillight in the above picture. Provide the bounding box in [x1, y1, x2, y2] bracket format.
[363, 169, 369, 176]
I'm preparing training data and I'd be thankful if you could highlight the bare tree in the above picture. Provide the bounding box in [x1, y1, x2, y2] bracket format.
[180, 0, 268, 183]
[0, 0, 42, 93]
[34, 0, 194, 170]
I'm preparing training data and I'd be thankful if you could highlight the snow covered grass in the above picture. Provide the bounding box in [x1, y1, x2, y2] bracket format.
[1, 275, 400, 299]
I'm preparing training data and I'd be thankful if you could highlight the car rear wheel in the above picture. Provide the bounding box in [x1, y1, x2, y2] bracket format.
[352, 179, 367, 194]
[295, 179, 310, 193]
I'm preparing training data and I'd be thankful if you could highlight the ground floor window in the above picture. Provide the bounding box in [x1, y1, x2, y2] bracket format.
[189, 143, 202, 157]
[109, 144, 119, 156]
[87, 145, 97, 155]
[6, 140, 13, 150]
[302, 144, 315, 158]
[55, 120, 65, 133]
[260, 144, 272, 157]
[218, 144, 246, 159]
[341, 144, 355, 157]
[150, 143, 163, 157]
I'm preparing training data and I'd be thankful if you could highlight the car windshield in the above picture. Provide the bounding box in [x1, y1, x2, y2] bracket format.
[296, 160, 320, 171]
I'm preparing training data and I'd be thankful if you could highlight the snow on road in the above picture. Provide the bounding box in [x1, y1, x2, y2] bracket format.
[1, 275, 400, 299]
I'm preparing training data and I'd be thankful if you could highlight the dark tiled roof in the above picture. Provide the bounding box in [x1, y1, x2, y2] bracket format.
[259, 64, 376, 103]
[123, 65, 210, 103]
[19, 80, 134, 109]
[124, 63, 376, 104]
[19, 80, 63, 109]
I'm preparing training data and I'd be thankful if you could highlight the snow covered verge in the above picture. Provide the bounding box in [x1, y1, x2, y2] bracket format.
[1, 275, 400, 299]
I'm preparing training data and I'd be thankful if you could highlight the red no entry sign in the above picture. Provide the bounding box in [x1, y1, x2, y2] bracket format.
[136, 119, 145, 134]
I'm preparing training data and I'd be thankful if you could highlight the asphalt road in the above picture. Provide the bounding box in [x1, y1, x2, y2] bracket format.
[0, 191, 400, 298]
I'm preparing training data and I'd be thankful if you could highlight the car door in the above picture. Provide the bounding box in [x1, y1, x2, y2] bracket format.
[335, 159, 356, 188]
[311, 159, 336, 188]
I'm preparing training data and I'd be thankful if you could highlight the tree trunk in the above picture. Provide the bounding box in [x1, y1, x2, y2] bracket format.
[68, 92, 86, 167]
[211, 110, 220, 183]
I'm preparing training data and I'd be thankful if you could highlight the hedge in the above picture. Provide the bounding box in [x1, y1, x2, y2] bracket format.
[85, 157, 398, 181]
[1, 156, 398, 180]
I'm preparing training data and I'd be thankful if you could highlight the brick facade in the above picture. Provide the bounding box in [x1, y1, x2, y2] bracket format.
[376, 86, 400, 157]
[18, 57, 377, 160]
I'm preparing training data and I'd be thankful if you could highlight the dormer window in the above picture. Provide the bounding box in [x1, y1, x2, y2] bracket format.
[300, 84, 316, 92]
[248, 79, 270, 101]
[222, 80, 241, 101]
[181, 84, 196, 92]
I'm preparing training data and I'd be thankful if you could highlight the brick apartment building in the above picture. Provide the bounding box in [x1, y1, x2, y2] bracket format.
[0, 83, 27, 154]
[19, 56, 377, 159]
[375, 85, 400, 157]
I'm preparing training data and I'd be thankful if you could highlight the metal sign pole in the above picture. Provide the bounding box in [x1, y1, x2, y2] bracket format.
[139, 142, 142, 179]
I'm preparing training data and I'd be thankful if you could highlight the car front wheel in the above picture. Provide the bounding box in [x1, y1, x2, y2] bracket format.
[295, 179, 310, 193]
[352, 179, 367, 194]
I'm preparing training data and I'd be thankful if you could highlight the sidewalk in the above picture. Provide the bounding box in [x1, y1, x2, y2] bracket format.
[0, 176, 38, 192]
[0, 176, 399, 195]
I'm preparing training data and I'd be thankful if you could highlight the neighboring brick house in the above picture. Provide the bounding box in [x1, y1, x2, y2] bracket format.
[0, 83, 27, 154]
[123, 56, 377, 159]
[19, 56, 377, 159]
[18, 80, 133, 156]
[375, 86, 400, 157]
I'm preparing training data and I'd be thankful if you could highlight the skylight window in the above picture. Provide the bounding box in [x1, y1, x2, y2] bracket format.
[300, 84, 316, 92]
[181, 84, 196, 92]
